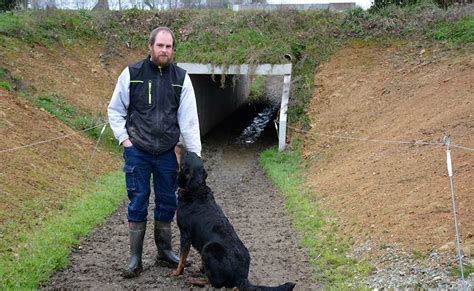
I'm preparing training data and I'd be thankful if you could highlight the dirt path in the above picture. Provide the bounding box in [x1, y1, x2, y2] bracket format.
[44, 106, 320, 290]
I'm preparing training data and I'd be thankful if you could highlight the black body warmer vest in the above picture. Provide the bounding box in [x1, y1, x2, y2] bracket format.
[126, 58, 186, 154]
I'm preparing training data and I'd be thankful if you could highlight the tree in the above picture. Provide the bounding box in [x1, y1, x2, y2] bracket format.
[92, 0, 108, 10]
[0, 0, 19, 10]
[143, 0, 155, 9]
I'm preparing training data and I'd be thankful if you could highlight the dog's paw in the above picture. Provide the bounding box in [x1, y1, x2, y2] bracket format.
[170, 269, 182, 277]
[187, 277, 208, 287]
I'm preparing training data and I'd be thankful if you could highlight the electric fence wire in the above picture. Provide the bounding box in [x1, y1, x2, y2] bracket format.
[0, 123, 106, 154]
[286, 125, 474, 151]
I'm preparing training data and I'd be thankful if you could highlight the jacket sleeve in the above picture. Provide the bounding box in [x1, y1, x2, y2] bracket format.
[178, 73, 202, 157]
[107, 67, 130, 145]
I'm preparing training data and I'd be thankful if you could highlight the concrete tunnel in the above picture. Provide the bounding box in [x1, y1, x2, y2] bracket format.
[177, 63, 292, 151]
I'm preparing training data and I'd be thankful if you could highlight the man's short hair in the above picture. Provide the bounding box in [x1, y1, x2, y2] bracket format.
[149, 27, 176, 49]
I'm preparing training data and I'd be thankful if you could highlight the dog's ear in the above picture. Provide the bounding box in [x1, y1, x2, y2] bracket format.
[187, 166, 206, 191]
[185, 154, 207, 191]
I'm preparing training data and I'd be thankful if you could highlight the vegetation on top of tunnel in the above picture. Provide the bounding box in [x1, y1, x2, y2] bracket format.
[0, 5, 472, 127]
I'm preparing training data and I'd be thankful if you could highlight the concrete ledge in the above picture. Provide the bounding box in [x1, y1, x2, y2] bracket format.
[177, 63, 292, 76]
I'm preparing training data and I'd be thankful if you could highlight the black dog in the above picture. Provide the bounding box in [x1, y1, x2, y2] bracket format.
[172, 145, 295, 291]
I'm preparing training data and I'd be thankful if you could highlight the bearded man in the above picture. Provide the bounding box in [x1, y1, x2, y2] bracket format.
[107, 26, 201, 278]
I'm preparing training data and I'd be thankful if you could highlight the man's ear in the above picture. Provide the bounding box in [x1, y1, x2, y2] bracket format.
[175, 145, 182, 168]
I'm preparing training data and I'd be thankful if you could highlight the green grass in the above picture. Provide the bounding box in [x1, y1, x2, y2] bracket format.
[0, 171, 125, 289]
[429, 16, 474, 44]
[260, 145, 372, 288]
[0, 10, 99, 45]
[248, 75, 265, 102]
[0, 11, 24, 33]
[0, 68, 11, 90]
[449, 261, 474, 279]
[0, 80, 10, 90]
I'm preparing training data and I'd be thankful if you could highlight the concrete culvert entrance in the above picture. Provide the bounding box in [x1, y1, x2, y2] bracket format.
[180, 63, 292, 151]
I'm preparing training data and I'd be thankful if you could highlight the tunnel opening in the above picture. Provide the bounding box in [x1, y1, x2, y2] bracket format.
[180, 63, 292, 151]
[202, 98, 279, 150]
[201, 76, 282, 149]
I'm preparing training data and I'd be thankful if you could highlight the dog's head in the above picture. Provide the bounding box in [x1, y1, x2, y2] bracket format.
[175, 144, 207, 192]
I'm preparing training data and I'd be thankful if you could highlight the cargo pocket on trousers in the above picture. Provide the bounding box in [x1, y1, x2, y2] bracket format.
[123, 164, 136, 191]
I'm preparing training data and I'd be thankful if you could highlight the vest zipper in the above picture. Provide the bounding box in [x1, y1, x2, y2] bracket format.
[148, 80, 152, 105]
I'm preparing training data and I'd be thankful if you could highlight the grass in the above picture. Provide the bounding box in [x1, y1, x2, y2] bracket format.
[0, 80, 10, 90]
[0, 171, 125, 289]
[260, 144, 372, 288]
[449, 261, 474, 280]
[0, 68, 11, 90]
[0, 10, 99, 45]
[429, 16, 474, 44]
[0, 11, 24, 33]
[248, 75, 265, 102]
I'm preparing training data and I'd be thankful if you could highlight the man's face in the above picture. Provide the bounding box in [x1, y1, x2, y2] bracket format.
[149, 30, 174, 67]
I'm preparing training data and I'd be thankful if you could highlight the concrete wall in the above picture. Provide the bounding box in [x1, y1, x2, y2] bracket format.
[190, 74, 249, 136]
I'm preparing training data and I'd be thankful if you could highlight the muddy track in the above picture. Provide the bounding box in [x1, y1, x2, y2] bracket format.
[43, 105, 320, 290]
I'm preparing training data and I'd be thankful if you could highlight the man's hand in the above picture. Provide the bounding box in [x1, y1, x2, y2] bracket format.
[122, 139, 133, 148]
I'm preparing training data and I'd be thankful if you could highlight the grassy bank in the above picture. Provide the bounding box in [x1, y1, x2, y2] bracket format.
[260, 145, 372, 288]
[0, 171, 125, 289]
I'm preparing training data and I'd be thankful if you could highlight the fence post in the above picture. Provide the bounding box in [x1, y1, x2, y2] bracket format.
[443, 136, 467, 289]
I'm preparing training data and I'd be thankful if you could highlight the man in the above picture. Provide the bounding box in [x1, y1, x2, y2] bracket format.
[107, 26, 201, 278]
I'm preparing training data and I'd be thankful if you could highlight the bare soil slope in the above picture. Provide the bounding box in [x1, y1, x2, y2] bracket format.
[303, 42, 473, 257]
[0, 41, 138, 239]
[0, 39, 144, 114]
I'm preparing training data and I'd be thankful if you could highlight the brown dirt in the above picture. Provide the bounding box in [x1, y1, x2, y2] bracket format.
[302, 42, 473, 258]
[0, 38, 144, 114]
[0, 88, 118, 238]
[0, 39, 135, 246]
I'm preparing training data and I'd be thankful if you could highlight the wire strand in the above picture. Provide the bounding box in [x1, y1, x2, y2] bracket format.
[287, 125, 473, 151]
[0, 123, 105, 154]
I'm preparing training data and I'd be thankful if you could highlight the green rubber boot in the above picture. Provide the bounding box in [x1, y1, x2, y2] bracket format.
[154, 220, 179, 266]
[122, 221, 146, 278]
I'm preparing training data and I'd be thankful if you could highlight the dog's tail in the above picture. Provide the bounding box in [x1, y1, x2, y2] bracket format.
[239, 278, 296, 291]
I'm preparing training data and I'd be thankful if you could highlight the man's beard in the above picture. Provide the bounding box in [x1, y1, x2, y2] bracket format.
[152, 54, 173, 67]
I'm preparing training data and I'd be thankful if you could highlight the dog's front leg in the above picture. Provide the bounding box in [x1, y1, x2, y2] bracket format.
[171, 241, 191, 276]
